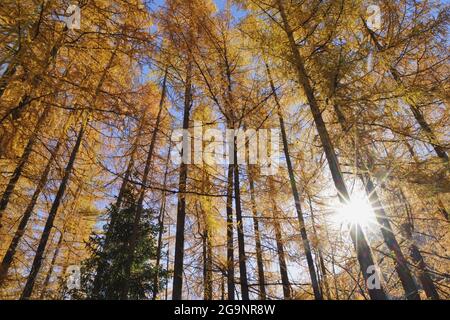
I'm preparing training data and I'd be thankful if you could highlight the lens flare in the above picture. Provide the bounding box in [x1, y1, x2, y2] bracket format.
[332, 194, 377, 228]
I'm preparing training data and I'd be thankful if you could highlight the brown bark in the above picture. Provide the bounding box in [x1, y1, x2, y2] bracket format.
[266, 63, 322, 299]
[0, 114, 71, 285]
[402, 223, 440, 299]
[0, 106, 50, 228]
[20, 113, 89, 299]
[172, 61, 192, 300]
[307, 194, 331, 299]
[152, 133, 172, 300]
[233, 138, 250, 300]
[248, 168, 266, 300]
[39, 231, 63, 299]
[226, 164, 235, 300]
[270, 198, 291, 299]
[121, 67, 168, 299]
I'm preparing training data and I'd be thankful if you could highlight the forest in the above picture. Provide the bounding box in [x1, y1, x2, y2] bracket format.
[0, 0, 448, 300]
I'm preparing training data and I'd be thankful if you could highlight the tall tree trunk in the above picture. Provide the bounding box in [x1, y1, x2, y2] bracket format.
[363, 176, 421, 300]
[20, 113, 89, 299]
[121, 67, 168, 299]
[152, 134, 172, 300]
[202, 226, 213, 300]
[270, 198, 291, 299]
[226, 164, 235, 300]
[248, 167, 266, 300]
[172, 62, 192, 300]
[0, 106, 49, 228]
[20, 44, 116, 299]
[0, 114, 71, 284]
[307, 194, 331, 299]
[39, 231, 63, 299]
[200, 170, 213, 300]
[276, 0, 387, 300]
[39, 182, 83, 299]
[266, 63, 322, 300]
[233, 138, 250, 300]
[402, 224, 440, 299]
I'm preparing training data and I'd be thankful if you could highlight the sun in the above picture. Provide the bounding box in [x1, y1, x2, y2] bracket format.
[331, 194, 377, 228]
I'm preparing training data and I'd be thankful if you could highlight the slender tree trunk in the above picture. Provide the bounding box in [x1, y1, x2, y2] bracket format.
[402, 224, 440, 299]
[226, 165, 235, 300]
[206, 233, 212, 299]
[20, 43, 116, 299]
[307, 194, 331, 299]
[265, 63, 322, 299]
[172, 62, 192, 300]
[121, 68, 168, 299]
[248, 168, 266, 300]
[20, 113, 88, 299]
[0, 114, 70, 284]
[363, 176, 421, 300]
[437, 199, 448, 221]
[221, 276, 225, 300]
[152, 135, 172, 300]
[202, 226, 213, 300]
[0, 106, 49, 228]
[39, 231, 63, 299]
[165, 227, 170, 301]
[276, 0, 387, 300]
[200, 170, 213, 301]
[270, 199, 291, 299]
[233, 138, 250, 300]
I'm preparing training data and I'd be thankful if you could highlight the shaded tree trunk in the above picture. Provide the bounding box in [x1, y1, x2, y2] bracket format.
[307, 194, 331, 299]
[363, 176, 421, 300]
[0, 106, 49, 228]
[20, 113, 89, 299]
[401, 223, 440, 299]
[266, 63, 322, 300]
[226, 165, 235, 300]
[233, 138, 250, 300]
[202, 226, 213, 300]
[39, 231, 63, 299]
[121, 67, 168, 299]
[0, 114, 71, 284]
[270, 199, 291, 299]
[248, 167, 266, 300]
[172, 62, 192, 300]
[152, 134, 172, 300]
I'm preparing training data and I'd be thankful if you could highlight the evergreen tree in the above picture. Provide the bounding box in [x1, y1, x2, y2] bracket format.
[77, 188, 168, 300]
